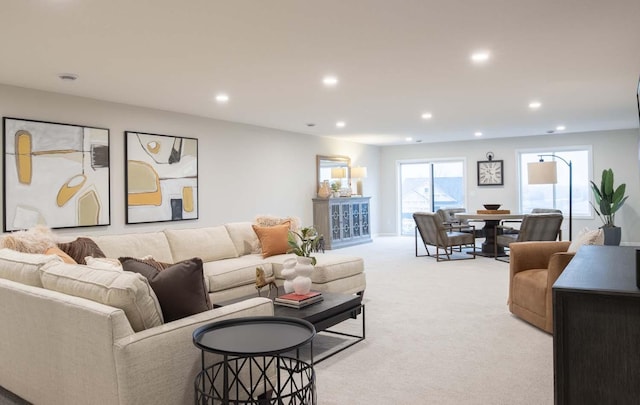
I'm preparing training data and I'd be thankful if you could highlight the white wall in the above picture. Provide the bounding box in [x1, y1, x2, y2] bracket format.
[0, 84, 380, 237]
[379, 129, 640, 244]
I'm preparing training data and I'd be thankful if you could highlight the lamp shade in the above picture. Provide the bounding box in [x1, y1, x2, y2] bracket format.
[528, 161, 558, 184]
[331, 167, 346, 178]
[351, 166, 367, 179]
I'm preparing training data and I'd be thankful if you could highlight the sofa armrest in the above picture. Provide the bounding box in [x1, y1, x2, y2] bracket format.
[113, 297, 274, 405]
[547, 252, 576, 289]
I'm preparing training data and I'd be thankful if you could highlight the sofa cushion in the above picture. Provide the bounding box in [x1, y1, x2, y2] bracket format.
[57, 237, 106, 264]
[252, 222, 291, 258]
[0, 248, 62, 287]
[164, 227, 238, 263]
[39, 261, 164, 332]
[91, 232, 174, 263]
[225, 222, 261, 255]
[269, 253, 365, 284]
[120, 257, 211, 322]
[512, 269, 547, 317]
[203, 255, 273, 292]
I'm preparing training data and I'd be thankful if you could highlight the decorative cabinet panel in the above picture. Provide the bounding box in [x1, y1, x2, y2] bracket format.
[313, 197, 372, 249]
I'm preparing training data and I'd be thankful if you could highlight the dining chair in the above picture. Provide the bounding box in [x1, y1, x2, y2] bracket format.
[494, 213, 563, 262]
[413, 212, 476, 261]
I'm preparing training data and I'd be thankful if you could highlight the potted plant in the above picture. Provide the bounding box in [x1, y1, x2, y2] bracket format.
[287, 226, 322, 294]
[330, 181, 341, 198]
[287, 226, 321, 265]
[590, 168, 628, 245]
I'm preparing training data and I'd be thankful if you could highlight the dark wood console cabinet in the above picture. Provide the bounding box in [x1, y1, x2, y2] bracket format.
[553, 245, 640, 404]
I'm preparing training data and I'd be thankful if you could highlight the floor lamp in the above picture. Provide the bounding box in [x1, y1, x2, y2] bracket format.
[527, 155, 572, 241]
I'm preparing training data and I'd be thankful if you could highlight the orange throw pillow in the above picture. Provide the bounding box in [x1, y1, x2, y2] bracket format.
[252, 221, 291, 258]
[45, 246, 77, 264]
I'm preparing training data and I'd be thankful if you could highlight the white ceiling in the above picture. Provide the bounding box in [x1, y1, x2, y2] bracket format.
[1, 0, 639, 145]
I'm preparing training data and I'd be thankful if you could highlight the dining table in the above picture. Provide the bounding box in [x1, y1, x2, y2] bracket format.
[455, 212, 524, 257]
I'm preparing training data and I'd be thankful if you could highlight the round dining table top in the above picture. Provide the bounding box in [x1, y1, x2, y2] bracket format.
[455, 213, 524, 221]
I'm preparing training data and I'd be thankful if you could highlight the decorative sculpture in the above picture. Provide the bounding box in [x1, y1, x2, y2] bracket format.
[255, 267, 277, 297]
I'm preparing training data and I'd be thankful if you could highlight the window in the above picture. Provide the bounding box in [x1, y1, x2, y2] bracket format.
[399, 160, 465, 235]
[519, 148, 591, 217]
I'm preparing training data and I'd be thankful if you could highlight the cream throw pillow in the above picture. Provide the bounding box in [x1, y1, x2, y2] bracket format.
[568, 227, 605, 253]
[40, 261, 164, 331]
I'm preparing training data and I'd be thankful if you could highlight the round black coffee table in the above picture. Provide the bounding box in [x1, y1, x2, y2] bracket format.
[193, 316, 316, 404]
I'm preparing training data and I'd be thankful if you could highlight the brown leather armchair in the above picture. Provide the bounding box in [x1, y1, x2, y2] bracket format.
[508, 241, 574, 333]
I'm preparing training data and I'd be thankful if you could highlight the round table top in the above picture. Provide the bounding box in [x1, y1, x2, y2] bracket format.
[455, 213, 524, 220]
[193, 316, 316, 356]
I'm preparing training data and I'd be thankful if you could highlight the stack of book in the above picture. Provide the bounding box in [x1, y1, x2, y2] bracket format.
[274, 291, 323, 309]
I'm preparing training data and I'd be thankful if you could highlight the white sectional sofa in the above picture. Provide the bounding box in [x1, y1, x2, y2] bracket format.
[90, 222, 366, 304]
[0, 221, 366, 404]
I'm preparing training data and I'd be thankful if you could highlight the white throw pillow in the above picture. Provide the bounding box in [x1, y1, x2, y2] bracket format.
[568, 227, 605, 253]
[85, 256, 123, 271]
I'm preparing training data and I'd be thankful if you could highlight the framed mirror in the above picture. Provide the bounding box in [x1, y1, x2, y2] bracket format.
[316, 155, 350, 189]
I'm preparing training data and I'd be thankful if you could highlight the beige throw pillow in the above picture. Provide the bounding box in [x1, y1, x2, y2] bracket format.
[568, 227, 605, 253]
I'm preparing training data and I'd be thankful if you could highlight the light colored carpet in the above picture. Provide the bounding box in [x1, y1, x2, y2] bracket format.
[314, 236, 553, 405]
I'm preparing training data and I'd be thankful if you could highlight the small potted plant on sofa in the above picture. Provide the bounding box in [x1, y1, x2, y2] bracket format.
[590, 168, 628, 245]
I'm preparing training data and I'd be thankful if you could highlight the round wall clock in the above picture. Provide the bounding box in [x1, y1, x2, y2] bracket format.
[477, 159, 504, 186]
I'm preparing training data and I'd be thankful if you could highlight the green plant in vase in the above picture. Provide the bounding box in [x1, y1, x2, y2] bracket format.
[287, 226, 321, 265]
[590, 168, 628, 227]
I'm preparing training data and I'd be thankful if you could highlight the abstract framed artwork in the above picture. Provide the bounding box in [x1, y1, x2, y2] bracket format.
[125, 131, 198, 224]
[3, 117, 111, 231]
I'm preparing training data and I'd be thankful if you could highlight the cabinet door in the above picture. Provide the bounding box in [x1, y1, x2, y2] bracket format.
[352, 203, 361, 237]
[330, 202, 342, 241]
[340, 202, 352, 239]
[361, 202, 370, 236]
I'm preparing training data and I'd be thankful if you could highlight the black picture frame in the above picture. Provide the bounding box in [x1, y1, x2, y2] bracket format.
[477, 159, 504, 186]
[125, 131, 198, 224]
[3, 117, 111, 231]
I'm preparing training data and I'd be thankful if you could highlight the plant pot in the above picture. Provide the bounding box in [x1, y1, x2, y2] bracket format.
[603, 226, 622, 246]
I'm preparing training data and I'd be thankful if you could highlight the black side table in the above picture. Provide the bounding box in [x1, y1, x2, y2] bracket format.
[193, 316, 316, 405]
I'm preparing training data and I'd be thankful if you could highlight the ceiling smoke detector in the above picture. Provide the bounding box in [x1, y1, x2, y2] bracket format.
[58, 73, 78, 81]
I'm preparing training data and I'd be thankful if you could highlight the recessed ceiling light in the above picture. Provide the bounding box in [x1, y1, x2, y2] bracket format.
[474, 132, 483, 137]
[336, 121, 346, 128]
[421, 112, 433, 120]
[323, 76, 338, 87]
[215, 93, 229, 103]
[406, 137, 413, 142]
[470, 51, 490, 63]
[58, 73, 78, 81]
[529, 101, 542, 109]
[556, 125, 566, 131]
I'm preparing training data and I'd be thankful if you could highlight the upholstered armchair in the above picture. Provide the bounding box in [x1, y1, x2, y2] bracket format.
[508, 241, 574, 333]
[413, 212, 476, 261]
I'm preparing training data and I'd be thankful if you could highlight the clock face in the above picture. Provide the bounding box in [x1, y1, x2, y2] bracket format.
[478, 160, 504, 186]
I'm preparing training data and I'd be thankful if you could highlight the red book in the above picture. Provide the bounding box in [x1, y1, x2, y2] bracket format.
[277, 291, 321, 302]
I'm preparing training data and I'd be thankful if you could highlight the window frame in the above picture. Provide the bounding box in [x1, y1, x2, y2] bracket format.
[397, 157, 468, 235]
